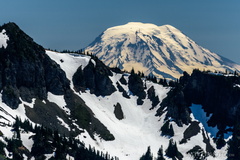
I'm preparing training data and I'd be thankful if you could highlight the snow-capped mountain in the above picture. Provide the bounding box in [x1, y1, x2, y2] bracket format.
[85, 22, 240, 79]
[0, 22, 239, 160]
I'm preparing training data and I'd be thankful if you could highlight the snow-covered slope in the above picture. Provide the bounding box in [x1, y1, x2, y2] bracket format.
[45, 51, 229, 160]
[85, 22, 240, 79]
[0, 50, 232, 160]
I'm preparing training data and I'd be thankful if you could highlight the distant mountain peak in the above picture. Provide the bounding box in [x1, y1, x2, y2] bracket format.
[85, 22, 240, 79]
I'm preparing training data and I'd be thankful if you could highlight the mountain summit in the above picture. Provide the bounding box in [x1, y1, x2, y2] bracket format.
[85, 22, 240, 79]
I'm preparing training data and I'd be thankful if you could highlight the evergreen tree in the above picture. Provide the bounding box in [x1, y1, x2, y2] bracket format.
[140, 146, 153, 160]
[152, 76, 157, 83]
[161, 120, 174, 137]
[165, 139, 183, 160]
[131, 67, 135, 75]
[158, 78, 168, 86]
[168, 80, 176, 87]
[0, 140, 6, 157]
[163, 78, 168, 86]
[13, 117, 21, 139]
[157, 145, 165, 160]
[186, 145, 207, 160]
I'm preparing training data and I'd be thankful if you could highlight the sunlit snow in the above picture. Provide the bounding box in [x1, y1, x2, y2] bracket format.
[85, 22, 240, 79]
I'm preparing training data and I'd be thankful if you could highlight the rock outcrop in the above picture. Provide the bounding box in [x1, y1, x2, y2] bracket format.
[0, 22, 70, 109]
[128, 72, 146, 105]
[73, 56, 116, 96]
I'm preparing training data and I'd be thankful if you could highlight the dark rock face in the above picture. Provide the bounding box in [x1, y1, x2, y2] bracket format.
[73, 56, 116, 96]
[128, 73, 146, 105]
[183, 70, 240, 129]
[159, 85, 191, 126]
[25, 99, 73, 136]
[64, 90, 115, 141]
[72, 66, 86, 92]
[0, 22, 70, 109]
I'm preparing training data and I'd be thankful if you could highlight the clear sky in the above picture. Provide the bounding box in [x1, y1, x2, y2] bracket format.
[1, 0, 240, 64]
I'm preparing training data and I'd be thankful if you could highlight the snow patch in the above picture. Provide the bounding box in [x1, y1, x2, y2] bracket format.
[21, 132, 34, 151]
[20, 98, 36, 109]
[47, 92, 70, 115]
[46, 50, 91, 88]
[91, 59, 96, 66]
[56, 116, 70, 131]
[0, 29, 9, 49]
[233, 84, 240, 88]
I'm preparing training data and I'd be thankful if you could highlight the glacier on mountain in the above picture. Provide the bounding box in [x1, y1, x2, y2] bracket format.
[85, 22, 240, 79]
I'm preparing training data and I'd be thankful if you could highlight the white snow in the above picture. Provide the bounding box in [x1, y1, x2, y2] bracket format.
[20, 98, 36, 109]
[234, 84, 240, 88]
[21, 132, 34, 151]
[85, 22, 240, 79]
[47, 92, 67, 107]
[56, 116, 71, 131]
[0, 94, 38, 153]
[0, 29, 9, 49]
[47, 92, 70, 115]
[46, 50, 91, 88]
[60, 72, 170, 160]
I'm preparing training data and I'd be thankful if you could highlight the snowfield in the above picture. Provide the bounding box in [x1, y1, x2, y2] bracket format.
[45, 51, 228, 160]
[0, 50, 231, 160]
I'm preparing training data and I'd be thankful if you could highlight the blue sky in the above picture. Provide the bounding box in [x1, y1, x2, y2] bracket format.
[1, 0, 240, 63]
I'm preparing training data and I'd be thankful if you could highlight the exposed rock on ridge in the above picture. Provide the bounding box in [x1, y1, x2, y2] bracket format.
[73, 56, 116, 96]
[0, 22, 115, 141]
[0, 22, 70, 109]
